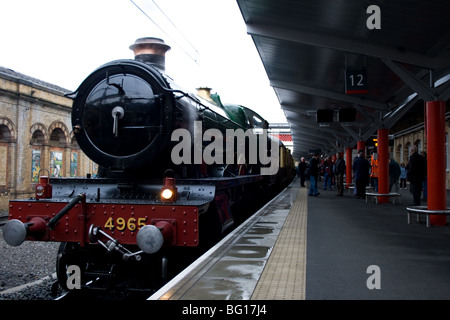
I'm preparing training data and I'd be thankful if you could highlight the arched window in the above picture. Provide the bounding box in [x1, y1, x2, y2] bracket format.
[0, 124, 12, 190]
[49, 128, 67, 177]
[0, 124, 11, 141]
[0, 118, 16, 141]
[30, 124, 47, 183]
[49, 128, 66, 147]
[31, 130, 45, 145]
[415, 139, 422, 153]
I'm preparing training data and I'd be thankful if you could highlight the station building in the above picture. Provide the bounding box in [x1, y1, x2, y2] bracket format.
[0, 67, 96, 210]
[390, 101, 450, 188]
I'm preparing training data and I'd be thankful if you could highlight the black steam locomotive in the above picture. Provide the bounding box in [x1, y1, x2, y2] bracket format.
[3, 37, 294, 293]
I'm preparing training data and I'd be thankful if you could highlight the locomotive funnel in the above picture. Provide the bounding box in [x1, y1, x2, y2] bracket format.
[130, 37, 171, 70]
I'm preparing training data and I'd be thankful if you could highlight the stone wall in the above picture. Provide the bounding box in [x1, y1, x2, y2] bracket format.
[0, 67, 96, 211]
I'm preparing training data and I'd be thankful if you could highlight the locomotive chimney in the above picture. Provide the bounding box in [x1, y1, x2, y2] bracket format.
[129, 37, 171, 70]
[196, 87, 213, 102]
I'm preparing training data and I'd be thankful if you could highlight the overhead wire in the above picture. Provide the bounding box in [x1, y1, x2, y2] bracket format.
[150, 0, 199, 58]
[129, 0, 200, 65]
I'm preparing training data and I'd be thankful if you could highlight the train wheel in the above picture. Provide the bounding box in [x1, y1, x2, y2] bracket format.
[56, 242, 85, 290]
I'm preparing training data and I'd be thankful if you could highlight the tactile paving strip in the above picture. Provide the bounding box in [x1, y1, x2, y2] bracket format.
[251, 187, 307, 300]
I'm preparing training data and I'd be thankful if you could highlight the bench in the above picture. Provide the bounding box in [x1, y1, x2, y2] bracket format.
[344, 183, 354, 188]
[406, 206, 450, 227]
[348, 186, 374, 195]
[365, 192, 401, 204]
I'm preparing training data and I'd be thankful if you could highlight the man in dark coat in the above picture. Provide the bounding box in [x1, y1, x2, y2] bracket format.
[298, 157, 307, 187]
[308, 153, 320, 196]
[407, 145, 427, 205]
[352, 149, 370, 199]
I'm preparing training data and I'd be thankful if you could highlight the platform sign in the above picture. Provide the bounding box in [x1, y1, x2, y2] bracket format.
[338, 108, 356, 122]
[345, 69, 368, 94]
[316, 109, 334, 122]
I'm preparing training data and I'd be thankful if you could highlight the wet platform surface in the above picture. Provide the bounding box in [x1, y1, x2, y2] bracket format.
[150, 179, 450, 300]
[149, 184, 300, 300]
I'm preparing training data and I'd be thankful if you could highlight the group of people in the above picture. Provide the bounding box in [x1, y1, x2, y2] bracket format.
[297, 144, 427, 205]
[298, 152, 346, 197]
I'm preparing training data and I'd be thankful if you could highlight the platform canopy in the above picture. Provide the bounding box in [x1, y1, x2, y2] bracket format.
[236, 0, 450, 159]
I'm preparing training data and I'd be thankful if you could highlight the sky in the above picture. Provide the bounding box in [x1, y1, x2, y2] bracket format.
[0, 0, 287, 123]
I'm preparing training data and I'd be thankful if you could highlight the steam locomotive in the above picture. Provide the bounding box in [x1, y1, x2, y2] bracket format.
[3, 38, 294, 293]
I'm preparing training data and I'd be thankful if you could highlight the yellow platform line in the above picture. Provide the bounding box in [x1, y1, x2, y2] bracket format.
[251, 186, 307, 300]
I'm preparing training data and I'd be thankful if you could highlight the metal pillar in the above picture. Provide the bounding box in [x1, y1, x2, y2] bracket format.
[345, 147, 353, 186]
[426, 101, 446, 226]
[377, 129, 389, 203]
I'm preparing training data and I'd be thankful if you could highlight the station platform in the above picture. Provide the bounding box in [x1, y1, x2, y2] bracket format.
[149, 179, 450, 300]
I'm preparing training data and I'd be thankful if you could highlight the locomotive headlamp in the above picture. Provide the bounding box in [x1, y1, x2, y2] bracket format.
[160, 169, 177, 203]
[161, 188, 174, 200]
[35, 169, 52, 199]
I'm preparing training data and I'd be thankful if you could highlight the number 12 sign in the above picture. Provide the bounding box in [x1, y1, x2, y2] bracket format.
[345, 69, 368, 94]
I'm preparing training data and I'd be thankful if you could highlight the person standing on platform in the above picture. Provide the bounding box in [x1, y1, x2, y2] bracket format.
[352, 149, 370, 199]
[399, 163, 407, 189]
[322, 157, 332, 190]
[298, 157, 307, 187]
[370, 151, 379, 192]
[308, 153, 320, 196]
[334, 152, 346, 196]
[407, 145, 426, 206]
[389, 157, 401, 193]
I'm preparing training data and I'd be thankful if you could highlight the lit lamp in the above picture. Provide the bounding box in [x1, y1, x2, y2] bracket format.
[160, 170, 177, 202]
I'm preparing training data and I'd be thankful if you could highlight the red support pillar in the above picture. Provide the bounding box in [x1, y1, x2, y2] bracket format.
[426, 101, 446, 226]
[377, 129, 389, 203]
[345, 147, 353, 186]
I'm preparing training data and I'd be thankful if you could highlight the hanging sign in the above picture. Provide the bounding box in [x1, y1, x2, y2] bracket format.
[345, 69, 368, 94]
